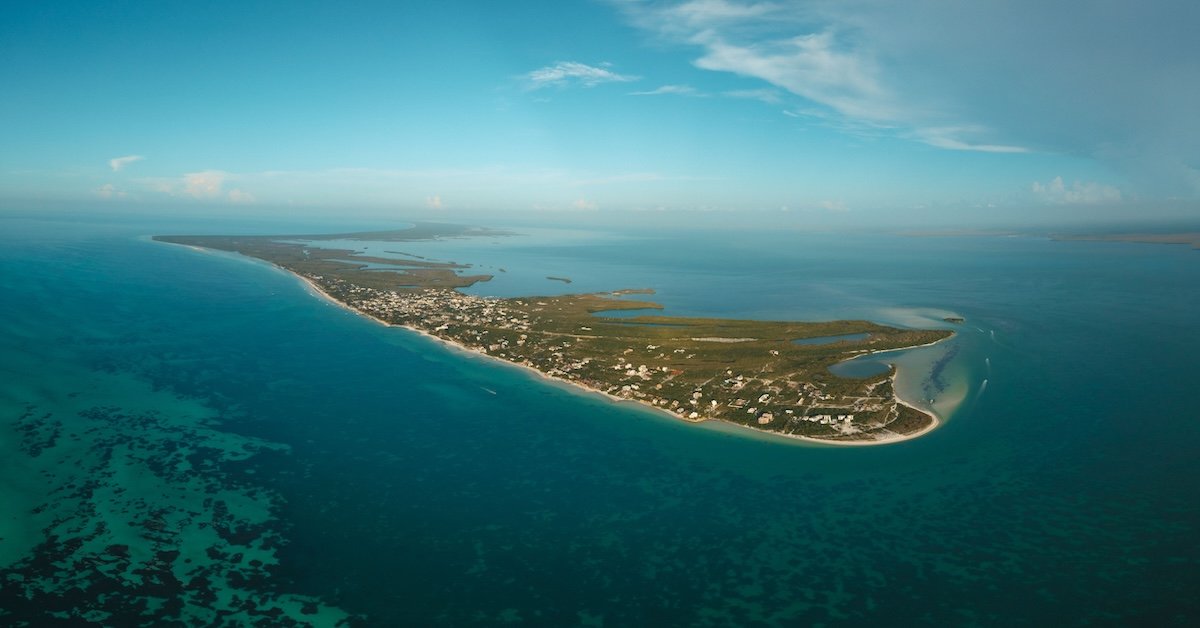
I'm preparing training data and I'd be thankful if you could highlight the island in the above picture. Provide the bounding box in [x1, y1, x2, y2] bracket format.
[155, 223, 953, 444]
[1053, 232, 1200, 249]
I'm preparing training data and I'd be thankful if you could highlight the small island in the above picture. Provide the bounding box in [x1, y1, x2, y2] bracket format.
[1053, 232, 1200, 249]
[155, 223, 953, 444]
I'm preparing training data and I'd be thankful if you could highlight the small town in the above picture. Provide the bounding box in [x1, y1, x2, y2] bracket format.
[153, 230, 949, 442]
[305, 270, 941, 442]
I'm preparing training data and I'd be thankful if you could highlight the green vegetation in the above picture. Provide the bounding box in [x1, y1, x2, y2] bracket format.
[1053, 232, 1200, 249]
[155, 224, 953, 443]
[156, 223, 507, 290]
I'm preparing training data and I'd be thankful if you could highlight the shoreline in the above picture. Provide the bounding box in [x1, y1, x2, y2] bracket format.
[848, 335, 954, 357]
[158, 237, 950, 447]
[290, 270, 949, 448]
[697, 380, 943, 447]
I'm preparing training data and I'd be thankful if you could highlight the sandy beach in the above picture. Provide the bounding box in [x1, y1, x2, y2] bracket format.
[289, 272, 949, 447]
[153, 239, 949, 447]
[157, 238, 945, 444]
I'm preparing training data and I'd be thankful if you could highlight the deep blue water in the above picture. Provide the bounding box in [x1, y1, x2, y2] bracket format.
[1, 213, 1198, 625]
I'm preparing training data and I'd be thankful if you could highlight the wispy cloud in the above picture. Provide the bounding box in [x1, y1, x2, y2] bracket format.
[93, 183, 127, 199]
[914, 127, 1028, 154]
[140, 170, 254, 203]
[227, 188, 255, 204]
[723, 88, 781, 104]
[818, 199, 848, 212]
[1031, 176, 1122, 204]
[693, 30, 896, 121]
[652, 0, 779, 29]
[526, 61, 638, 89]
[569, 172, 714, 187]
[614, 1, 1025, 153]
[109, 155, 144, 172]
[631, 84, 791, 105]
[630, 84, 701, 96]
[183, 170, 227, 198]
[123, 165, 684, 210]
[615, 0, 1200, 193]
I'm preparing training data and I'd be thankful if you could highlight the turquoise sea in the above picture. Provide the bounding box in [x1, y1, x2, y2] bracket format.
[1, 211, 1198, 625]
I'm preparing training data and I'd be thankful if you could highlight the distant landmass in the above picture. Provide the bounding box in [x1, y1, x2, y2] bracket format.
[155, 223, 952, 445]
[1053, 232, 1200, 249]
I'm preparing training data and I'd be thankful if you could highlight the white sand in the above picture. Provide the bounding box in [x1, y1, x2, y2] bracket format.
[158, 238, 952, 449]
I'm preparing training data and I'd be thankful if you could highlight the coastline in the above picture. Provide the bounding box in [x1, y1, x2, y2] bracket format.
[290, 268, 949, 447]
[849, 335, 954, 357]
[158, 238, 950, 447]
[698, 383, 943, 447]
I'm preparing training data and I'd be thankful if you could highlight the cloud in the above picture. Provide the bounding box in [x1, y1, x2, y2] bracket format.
[913, 127, 1028, 154]
[93, 183, 127, 199]
[612, 0, 1200, 182]
[109, 155, 144, 171]
[526, 61, 638, 89]
[723, 88, 781, 104]
[227, 189, 255, 204]
[572, 198, 598, 210]
[630, 84, 701, 96]
[632, 84, 791, 102]
[693, 30, 896, 121]
[570, 172, 668, 186]
[141, 170, 242, 200]
[618, 2, 1024, 152]
[122, 165, 639, 210]
[819, 199, 848, 212]
[654, 0, 779, 29]
[183, 171, 227, 198]
[1031, 176, 1122, 204]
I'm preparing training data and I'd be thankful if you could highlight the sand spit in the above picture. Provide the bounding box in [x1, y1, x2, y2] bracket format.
[159, 239, 950, 447]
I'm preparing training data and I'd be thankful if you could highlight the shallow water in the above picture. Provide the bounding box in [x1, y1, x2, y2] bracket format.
[2, 213, 1198, 625]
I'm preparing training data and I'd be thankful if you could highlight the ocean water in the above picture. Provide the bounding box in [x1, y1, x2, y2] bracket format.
[1, 212, 1198, 625]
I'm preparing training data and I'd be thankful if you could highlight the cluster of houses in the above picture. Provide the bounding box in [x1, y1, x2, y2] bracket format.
[307, 274, 879, 434]
[312, 277, 607, 382]
[802, 414, 855, 424]
[313, 275, 532, 337]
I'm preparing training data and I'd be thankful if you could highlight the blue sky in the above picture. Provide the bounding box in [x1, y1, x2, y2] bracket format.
[2, 0, 1197, 226]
